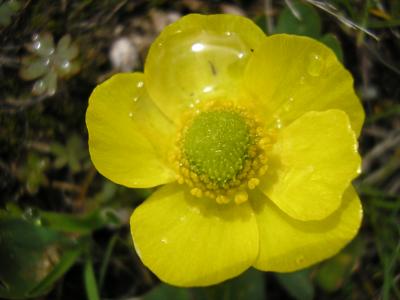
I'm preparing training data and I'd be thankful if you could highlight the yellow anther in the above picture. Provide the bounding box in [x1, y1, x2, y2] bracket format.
[173, 100, 274, 204]
[256, 127, 264, 135]
[232, 179, 241, 187]
[259, 137, 270, 146]
[258, 165, 268, 176]
[248, 170, 256, 178]
[182, 168, 190, 177]
[177, 175, 185, 184]
[248, 149, 257, 158]
[216, 195, 230, 204]
[234, 191, 248, 204]
[190, 188, 203, 198]
[185, 179, 194, 187]
[205, 191, 216, 199]
[248, 178, 260, 189]
[259, 154, 268, 164]
[168, 152, 177, 162]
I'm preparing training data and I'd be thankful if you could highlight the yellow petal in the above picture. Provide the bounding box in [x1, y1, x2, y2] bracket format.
[130, 183, 259, 286]
[244, 34, 364, 136]
[145, 14, 265, 120]
[86, 73, 176, 188]
[259, 110, 361, 221]
[252, 185, 362, 272]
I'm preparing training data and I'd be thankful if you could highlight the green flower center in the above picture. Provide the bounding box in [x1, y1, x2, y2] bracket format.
[183, 110, 251, 186]
[173, 101, 272, 204]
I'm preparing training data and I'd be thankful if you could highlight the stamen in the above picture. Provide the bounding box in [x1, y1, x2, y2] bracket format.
[172, 101, 273, 204]
[216, 195, 230, 204]
[190, 187, 203, 198]
[234, 191, 248, 204]
[248, 178, 260, 190]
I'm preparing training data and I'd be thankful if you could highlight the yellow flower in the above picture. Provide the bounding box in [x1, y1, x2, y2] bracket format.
[86, 14, 364, 287]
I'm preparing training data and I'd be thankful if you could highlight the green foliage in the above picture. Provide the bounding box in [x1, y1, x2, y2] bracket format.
[98, 234, 118, 291]
[193, 268, 265, 300]
[319, 33, 344, 62]
[254, 15, 269, 34]
[315, 239, 363, 292]
[17, 153, 49, 194]
[27, 241, 86, 297]
[143, 268, 265, 300]
[275, 269, 314, 300]
[50, 134, 88, 173]
[143, 284, 191, 300]
[40, 209, 120, 234]
[84, 257, 100, 300]
[276, 0, 321, 38]
[19, 32, 80, 96]
[258, 0, 344, 62]
[1, 1, 399, 299]
[0, 0, 20, 27]
[0, 216, 79, 298]
[361, 186, 400, 300]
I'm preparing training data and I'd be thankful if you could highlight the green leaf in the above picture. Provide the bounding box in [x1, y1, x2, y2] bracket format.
[56, 34, 79, 60]
[0, 217, 66, 298]
[19, 57, 50, 80]
[18, 153, 49, 194]
[99, 235, 118, 290]
[32, 78, 47, 95]
[28, 241, 86, 297]
[143, 269, 265, 300]
[275, 269, 314, 300]
[254, 14, 269, 34]
[84, 257, 100, 300]
[50, 134, 87, 173]
[40, 209, 112, 234]
[319, 34, 344, 62]
[0, 0, 20, 27]
[193, 268, 265, 300]
[3, 203, 23, 217]
[276, 0, 321, 38]
[31, 32, 55, 57]
[8, 0, 21, 11]
[315, 239, 363, 292]
[41, 70, 57, 96]
[51, 142, 68, 168]
[143, 284, 191, 300]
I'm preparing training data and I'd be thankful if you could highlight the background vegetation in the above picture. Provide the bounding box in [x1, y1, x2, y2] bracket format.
[0, 0, 399, 299]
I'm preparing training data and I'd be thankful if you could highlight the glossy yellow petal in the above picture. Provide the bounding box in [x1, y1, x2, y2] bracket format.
[259, 110, 361, 221]
[130, 183, 259, 286]
[252, 185, 362, 272]
[145, 14, 265, 120]
[244, 34, 364, 136]
[86, 73, 176, 188]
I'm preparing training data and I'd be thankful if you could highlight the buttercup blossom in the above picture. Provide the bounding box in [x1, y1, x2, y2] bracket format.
[86, 14, 364, 286]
